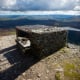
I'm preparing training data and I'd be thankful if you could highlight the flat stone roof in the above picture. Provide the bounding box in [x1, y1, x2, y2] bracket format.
[16, 25, 66, 34]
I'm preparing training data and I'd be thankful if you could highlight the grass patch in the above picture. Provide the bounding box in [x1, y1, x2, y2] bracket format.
[0, 29, 16, 36]
[59, 47, 70, 54]
[63, 63, 80, 80]
[55, 71, 61, 80]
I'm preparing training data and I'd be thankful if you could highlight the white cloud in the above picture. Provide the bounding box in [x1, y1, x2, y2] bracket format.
[74, 6, 80, 10]
[0, 11, 80, 15]
[0, 0, 79, 11]
[0, 0, 16, 9]
[5, 0, 16, 6]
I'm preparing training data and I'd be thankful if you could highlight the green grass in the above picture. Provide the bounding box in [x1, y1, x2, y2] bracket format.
[55, 71, 61, 80]
[0, 30, 16, 36]
[63, 63, 80, 80]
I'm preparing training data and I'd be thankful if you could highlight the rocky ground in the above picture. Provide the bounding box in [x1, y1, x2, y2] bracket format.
[0, 35, 80, 80]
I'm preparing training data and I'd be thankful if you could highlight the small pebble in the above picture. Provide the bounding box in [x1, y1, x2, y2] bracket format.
[46, 70, 49, 74]
[37, 73, 41, 78]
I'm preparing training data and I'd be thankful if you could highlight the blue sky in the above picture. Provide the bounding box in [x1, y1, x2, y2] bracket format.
[0, 0, 80, 15]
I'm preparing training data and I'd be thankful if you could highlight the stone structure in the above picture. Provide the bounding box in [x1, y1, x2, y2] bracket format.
[16, 25, 67, 57]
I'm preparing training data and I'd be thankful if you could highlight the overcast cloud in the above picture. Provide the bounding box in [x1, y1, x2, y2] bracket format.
[0, 0, 80, 15]
[0, 0, 80, 11]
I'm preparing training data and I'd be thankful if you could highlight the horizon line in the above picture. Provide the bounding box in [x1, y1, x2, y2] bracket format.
[0, 10, 80, 15]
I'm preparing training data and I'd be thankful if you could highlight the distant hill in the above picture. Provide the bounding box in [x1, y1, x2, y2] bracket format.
[0, 15, 80, 21]
[0, 19, 56, 28]
[0, 15, 80, 29]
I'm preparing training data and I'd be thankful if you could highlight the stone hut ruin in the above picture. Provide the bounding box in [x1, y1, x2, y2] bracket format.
[16, 25, 67, 58]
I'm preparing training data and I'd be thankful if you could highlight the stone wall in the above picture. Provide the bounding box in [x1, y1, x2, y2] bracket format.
[16, 25, 68, 57]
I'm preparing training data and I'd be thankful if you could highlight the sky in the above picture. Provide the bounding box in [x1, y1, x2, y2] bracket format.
[0, 0, 80, 15]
